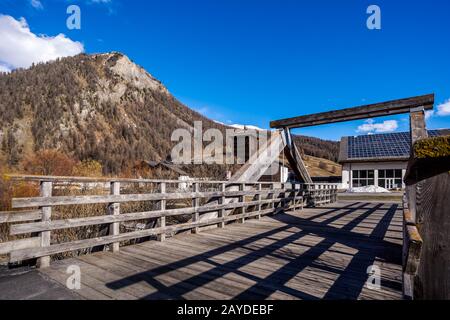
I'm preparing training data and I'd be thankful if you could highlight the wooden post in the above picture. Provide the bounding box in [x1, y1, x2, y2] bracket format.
[239, 183, 245, 223]
[292, 183, 297, 211]
[157, 182, 166, 241]
[218, 183, 226, 228]
[256, 183, 262, 220]
[37, 181, 52, 268]
[192, 183, 199, 234]
[300, 185, 304, 210]
[109, 181, 120, 252]
[271, 183, 275, 210]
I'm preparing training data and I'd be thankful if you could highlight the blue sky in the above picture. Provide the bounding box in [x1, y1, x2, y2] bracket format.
[1, 0, 449, 141]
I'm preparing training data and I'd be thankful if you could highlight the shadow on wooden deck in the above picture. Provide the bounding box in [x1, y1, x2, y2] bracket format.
[40, 201, 403, 300]
[83, 203, 401, 300]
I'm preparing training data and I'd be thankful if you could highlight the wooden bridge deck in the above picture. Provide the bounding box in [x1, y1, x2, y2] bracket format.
[41, 201, 403, 300]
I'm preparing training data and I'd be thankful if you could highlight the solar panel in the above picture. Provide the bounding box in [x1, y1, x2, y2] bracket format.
[346, 130, 446, 160]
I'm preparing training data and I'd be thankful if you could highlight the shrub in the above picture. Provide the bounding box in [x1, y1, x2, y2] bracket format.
[72, 159, 103, 177]
[21, 149, 76, 176]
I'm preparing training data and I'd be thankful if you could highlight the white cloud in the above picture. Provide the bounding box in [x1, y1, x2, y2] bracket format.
[30, 0, 43, 10]
[0, 15, 84, 70]
[357, 119, 398, 133]
[436, 99, 450, 116]
[425, 110, 434, 120]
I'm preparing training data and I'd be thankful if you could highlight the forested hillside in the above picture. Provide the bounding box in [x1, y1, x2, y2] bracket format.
[0, 52, 339, 177]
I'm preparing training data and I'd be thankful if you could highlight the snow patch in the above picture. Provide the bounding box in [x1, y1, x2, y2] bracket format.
[229, 124, 266, 131]
[346, 186, 391, 193]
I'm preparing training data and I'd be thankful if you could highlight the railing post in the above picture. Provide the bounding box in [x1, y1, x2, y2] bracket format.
[239, 183, 245, 223]
[192, 183, 199, 234]
[256, 183, 262, 220]
[109, 181, 120, 253]
[270, 183, 275, 211]
[37, 181, 52, 268]
[218, 183, 226, 228]
[292, 183, 296, 211]
[300, 184, 304, 210]
[157, 182, 166, 241]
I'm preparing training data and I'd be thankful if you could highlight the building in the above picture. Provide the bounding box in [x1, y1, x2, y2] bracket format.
[339, 129, 449, 190]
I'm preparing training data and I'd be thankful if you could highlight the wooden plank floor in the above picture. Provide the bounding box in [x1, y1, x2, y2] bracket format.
[40, 201, 403, 300]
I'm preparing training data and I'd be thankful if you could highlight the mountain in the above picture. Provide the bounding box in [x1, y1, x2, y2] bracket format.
[0, 52, 339, 177]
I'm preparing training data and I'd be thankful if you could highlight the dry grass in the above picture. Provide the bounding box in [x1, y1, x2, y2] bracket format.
[303, 155, 342, 177]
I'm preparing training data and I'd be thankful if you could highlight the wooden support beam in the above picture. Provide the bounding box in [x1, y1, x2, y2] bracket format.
[218, 183, 226, 228]
[157, 182, 166, 241]
[37, 181, 52, 268]
[282, 128, 312, 183]
[192, 183, 200, 234]
[270, 94, 434, 129]
[108, 181, 120, 252]
[239, 183, 245, 224]
[256, 183, 262, 220]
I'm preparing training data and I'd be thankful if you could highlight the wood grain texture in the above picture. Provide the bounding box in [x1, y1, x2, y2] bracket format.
[271, 94, 434, 129]
[37, 202, 403, 300]
[414, 173, 450, 299]
[12, 189, 293, 208]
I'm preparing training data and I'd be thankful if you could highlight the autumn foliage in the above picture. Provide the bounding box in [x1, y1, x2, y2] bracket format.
[21, 149, 77, 176]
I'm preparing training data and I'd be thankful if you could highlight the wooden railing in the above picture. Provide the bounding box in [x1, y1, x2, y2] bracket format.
[402, 108, 450, 299]
[0, 175, 339, 268]
[402, 194, 423, 300]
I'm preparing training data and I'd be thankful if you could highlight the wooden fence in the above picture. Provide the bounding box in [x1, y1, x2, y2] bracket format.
[0, 175, 338, 268]
[402, 109, 450, 299]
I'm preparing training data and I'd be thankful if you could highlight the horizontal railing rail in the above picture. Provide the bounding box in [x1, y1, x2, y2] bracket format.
[0, 175, 338, 268]
[402, 194, 423, 299]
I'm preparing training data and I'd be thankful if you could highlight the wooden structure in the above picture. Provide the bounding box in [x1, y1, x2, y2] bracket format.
[1, 93, 447, 300]
[271, 93, 450, 300]
[10, 201, 404, 300]
[402, 111, 450, 299]
[0, 175, 338, 266]
[270, 94, 434, 129]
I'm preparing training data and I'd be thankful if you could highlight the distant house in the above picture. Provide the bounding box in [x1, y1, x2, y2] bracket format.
[133, 160, 190, 179]
[338, 129, 450, 190]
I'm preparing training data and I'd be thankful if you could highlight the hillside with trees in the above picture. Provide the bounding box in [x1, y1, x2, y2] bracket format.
[0, 52, 339, 178]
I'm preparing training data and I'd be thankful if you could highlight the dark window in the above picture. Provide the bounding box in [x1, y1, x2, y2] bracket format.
[351, 170, 375, 188]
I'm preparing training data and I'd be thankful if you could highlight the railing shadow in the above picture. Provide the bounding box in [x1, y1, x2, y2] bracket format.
[105, 201, 402, 300]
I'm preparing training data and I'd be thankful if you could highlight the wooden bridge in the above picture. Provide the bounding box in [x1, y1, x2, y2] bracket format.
[0, 93, 448, 300]
[0, 177, 402, 299]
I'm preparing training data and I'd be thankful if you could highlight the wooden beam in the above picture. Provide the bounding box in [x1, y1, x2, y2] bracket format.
[9, 206, 292, 263]
[38, 181, 52, 268]
[282, 128, 312, 183]
[0, 210, 41, 223]
[10, 197, 295, 235]
[108, 181, 120, 252]
[12, 189, 289, 208]
[270, 94, 434, 129]
[0, 238, 40, 255]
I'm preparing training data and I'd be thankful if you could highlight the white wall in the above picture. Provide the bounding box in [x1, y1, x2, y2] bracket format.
[341, 161, 408, 190]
